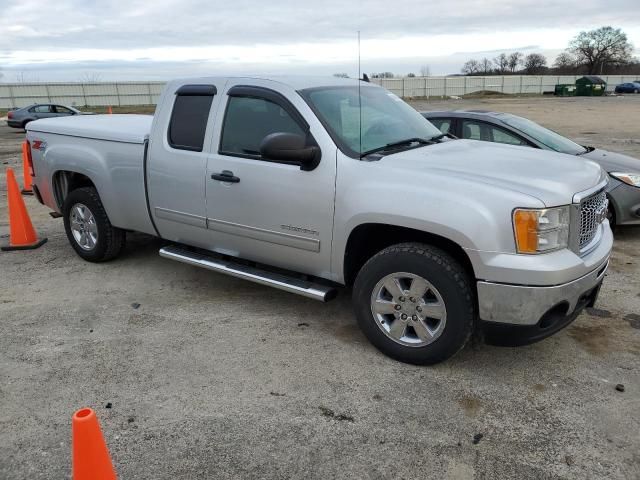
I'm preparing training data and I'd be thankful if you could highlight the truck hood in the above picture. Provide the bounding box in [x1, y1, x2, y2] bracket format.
[582, 148, 640, 173]
[381, 139, 604, 206]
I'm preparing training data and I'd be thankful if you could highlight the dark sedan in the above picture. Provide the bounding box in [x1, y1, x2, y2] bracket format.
[614, 82, 640, 94]
[7, 103, 85, 129]
[422, 110, 640, 226]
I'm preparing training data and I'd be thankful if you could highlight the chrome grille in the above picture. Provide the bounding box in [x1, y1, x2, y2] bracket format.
[579, 191, 608, 249]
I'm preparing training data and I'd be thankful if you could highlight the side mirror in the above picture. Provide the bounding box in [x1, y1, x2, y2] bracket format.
[259, 132, 320, 171]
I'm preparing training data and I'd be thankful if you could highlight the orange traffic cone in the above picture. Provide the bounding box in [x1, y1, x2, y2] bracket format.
[107, 106, 113, 114]
[21, 141, 33, 195]
[1, 168, 47, 251]
[72, 408, 117, 480]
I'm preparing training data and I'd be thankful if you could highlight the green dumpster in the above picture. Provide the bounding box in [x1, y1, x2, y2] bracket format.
[575, 76, 607, 96]
[554, 84, 576, 96]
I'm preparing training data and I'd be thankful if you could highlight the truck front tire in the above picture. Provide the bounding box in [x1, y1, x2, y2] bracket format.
[62, 187, 125, 262]
[353, 243, 474, 365]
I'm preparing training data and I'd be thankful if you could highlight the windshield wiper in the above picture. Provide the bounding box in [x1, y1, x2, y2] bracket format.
[428, 133, 448, 142]
[360, 137, 432, 158]
[576, 146, 595, 155]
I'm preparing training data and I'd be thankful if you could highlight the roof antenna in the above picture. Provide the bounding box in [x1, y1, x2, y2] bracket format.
[358, 30, 362, 155]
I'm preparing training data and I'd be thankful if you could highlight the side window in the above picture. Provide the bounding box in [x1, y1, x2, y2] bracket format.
[461, 120, 484, 140]
[168, 89, 215, 152]
[54, 106, 73, 114]
[220, 96, 306, 157]
[32, 105, 52, 113]
[428, 118, 452, 135]
[490, 127, 528, 146]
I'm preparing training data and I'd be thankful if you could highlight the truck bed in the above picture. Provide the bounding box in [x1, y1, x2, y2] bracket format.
[27, 114, 153, 144]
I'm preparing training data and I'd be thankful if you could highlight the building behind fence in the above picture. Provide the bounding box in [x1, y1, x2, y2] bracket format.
[1, 75, 638, 108]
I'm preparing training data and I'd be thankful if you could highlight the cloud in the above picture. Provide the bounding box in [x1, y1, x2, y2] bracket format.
[0, 0, 638, 80]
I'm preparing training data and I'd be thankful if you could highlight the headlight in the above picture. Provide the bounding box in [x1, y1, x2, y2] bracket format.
[513, 206, 570, 254]
[610, 172, 640, 188]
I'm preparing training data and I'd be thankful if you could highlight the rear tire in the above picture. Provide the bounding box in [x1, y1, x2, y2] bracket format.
[63, 187, 125, 262]
[353, 243, 474, 365]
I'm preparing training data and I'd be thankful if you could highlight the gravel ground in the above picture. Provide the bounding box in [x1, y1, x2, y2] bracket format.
[1, 96, 639, 479]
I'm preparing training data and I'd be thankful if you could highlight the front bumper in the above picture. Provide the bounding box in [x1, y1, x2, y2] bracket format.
[477, 256, 608, 327]
[479, 277, 603, 346]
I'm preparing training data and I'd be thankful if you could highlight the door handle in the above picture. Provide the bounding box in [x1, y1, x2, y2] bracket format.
[211, 170, 240, 183]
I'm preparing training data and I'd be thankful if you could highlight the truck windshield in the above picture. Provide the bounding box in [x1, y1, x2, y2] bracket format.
[499, 114, 587, 155]
[300, 86, 443, 157]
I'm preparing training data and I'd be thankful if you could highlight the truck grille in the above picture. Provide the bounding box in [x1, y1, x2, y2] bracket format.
[579, 191, 608, 249]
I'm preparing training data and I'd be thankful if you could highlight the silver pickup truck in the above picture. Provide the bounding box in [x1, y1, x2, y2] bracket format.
[25, 76, 612, 364]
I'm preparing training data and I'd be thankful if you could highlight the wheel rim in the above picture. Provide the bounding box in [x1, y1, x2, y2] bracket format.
[70, 203, 98, 251]
[370, 272, 447, 348]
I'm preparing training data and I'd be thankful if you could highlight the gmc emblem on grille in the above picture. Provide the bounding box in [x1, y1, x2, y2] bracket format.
[594, 204, 608, 224]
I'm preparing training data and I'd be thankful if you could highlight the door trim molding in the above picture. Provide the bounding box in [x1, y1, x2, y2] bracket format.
[206, 217, 320, 252]
[154, 207, 207, 228]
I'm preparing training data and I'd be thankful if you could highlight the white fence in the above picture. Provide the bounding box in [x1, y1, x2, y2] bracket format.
[0, 82, 165, 109]
[372, 75, 636, 98]
[1, 75, 638, 108]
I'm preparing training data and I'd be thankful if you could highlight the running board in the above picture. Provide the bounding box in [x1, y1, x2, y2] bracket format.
[159, 245, 337, 302]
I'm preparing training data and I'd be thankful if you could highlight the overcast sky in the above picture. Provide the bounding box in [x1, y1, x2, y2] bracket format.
[1, 0, 639, 81]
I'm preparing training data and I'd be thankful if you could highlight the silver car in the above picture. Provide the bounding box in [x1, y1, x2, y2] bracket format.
[423, 110, 640, 226]
[6, 104, 84, 129]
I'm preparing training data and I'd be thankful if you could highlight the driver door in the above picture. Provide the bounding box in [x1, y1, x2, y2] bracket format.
[204, 82, 336, 277]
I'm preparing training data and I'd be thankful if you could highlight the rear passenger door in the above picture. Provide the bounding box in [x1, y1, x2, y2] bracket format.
[147, 82, 226, 247]
[204, 82, 337, 277]
[30, 105, 56, 119]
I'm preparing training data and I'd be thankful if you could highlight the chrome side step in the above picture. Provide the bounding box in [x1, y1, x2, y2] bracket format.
[159, 245, 337, 302]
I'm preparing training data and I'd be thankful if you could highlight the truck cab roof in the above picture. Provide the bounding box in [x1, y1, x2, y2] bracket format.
[166, 75, 368, 91]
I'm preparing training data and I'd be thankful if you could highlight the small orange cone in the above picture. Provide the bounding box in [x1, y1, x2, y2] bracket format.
[72, 408, 117, 480]
[21, 141, 33, 195]
[1, 168, 47, 251]
[107, 106, 113, 114]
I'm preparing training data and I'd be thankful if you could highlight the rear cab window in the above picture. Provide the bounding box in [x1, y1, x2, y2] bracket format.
[168, 84, 217, 152]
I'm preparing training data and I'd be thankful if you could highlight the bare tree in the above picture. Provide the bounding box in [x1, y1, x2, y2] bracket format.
[493, 53, 509, 74]
[15, 71, 40, 83]
[569, 26, 634, 74]
[419, 64, 431, 77]
[553, 52, 578, 73]
[523, 53, 547, 74]
[507, 52, 523, 73]
[80, 72, 103, 83]
[479, 57, 493, 75]
[461, 59, 480, 75]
